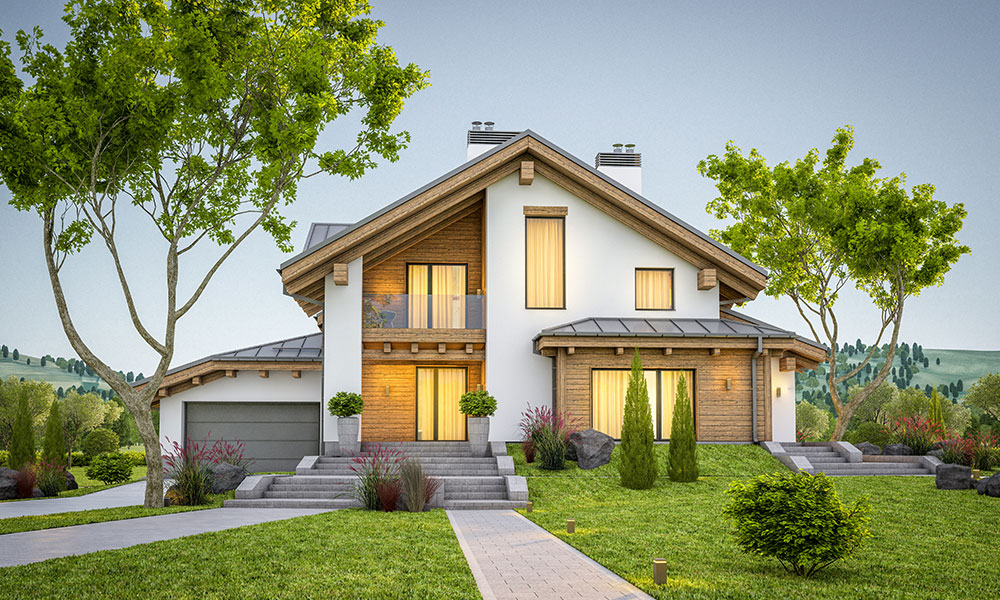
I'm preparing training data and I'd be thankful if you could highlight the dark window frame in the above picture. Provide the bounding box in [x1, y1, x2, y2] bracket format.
[405, 262, 470, 328]
[587, 366, 696, 441]
[524, 216, 566, 310]
[414, 365, 470, 441]
[634, 267, 676, 311]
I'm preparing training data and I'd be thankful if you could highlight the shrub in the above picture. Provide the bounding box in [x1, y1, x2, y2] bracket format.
[928, 389, 944, 429]
[375, 478, 403, 512]
[71, 451, 89, 467]
[845, 421, 893, 448]
[940, 437, 976, 467]
[969, 432, 999, 471]
[796, 401, 830, 441]
[888, 416, 942, 455]
[668, 375, 698, 482]
[349, 443, 406, 510]
[41, 400, 67, 467]
[15, 466, 37, 498]
[83, 428, 120, 457]
[459, 390, 497, 417]
[400, 459, 441, 512]
[121, 450, 147, 467]
[619, 350, 657, 488]
[211, 439, 254, 474]
[9, 394, 35, 471]
[522, 440, 536, 463]
[85, 452, 133, 485]
[520, 405, 573, 470]
[724, 472, 872, 576]
[328, 391, 364, 417]
[36, 460, 67, 496]
[0, 450, 8, 468]
[161, 437, 215, 505]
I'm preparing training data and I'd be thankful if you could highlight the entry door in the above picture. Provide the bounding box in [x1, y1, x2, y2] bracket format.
[416, 367, 467, 441]
[408, 264, 467, 328]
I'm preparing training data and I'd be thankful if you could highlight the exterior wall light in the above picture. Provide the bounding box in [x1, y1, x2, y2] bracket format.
[567, 519, 575, 533]
[776, 387, 781, 398]
[653, 558, 667, 585]
[725, 378, 731, 390]
[385, 385, 390, 396]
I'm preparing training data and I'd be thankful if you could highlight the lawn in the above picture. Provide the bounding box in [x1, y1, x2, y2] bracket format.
[0, 492, 233, 535]
[0, 509, 481, 600]
[0, 465, 147, 502]
[510, 443, 1000, 600]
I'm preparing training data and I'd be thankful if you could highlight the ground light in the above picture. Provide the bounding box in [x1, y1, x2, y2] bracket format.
[653, 558, 667, 585]
[525, 501, 533, 513]
[567, 519, 575, 533]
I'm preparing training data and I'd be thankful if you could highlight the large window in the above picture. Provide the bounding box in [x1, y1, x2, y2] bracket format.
[635, 268, 674, 310]
[416, 367, 467, 441]
[525, 217, 565, 309]
[407, 264, 467, 328]
[591, 369, 694, 439]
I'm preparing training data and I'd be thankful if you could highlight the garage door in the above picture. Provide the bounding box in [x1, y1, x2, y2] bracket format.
[185, 402, 320, 472]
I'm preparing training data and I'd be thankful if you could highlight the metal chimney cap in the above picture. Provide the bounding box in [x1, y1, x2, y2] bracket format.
[625, 143, 636, 154]
[612, 143, 623, 153]
[484, 121, 495, 131]
[471, 121, 482, 130]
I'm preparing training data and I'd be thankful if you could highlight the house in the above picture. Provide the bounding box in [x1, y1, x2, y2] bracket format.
[145, 125, 826, 470]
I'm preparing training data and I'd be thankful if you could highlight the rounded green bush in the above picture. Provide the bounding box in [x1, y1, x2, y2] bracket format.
[328, 392, 364, 417]
[458, 390, 497, 417]
[845, 421, 892, 448]
[121, 450, 147, 467]
[0, 450, 8, 468]
[83, 428, 120, 457]
[85, 452, 134, 485]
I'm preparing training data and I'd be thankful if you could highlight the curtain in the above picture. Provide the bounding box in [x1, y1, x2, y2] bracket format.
[408, 265, 429, 328]
[635, 269, 673, 310]
[592, 369, 693, 440]
[437, 368, 467, 441]
[432, 265, 466, 328]
[526, 218, 564, 308]
[660, 370, 694, 439]
[416, 368, 436, 441]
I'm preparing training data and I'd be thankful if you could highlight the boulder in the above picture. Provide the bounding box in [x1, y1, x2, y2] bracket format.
[0, 467, 17, 501]
[63, 470, 79, 491]
[936, 463, 973, 490]
[31, 487, 44, 497]
[565, 440, 577, 462]
[883, 443, 912, 456]
[976, 472, 1000, 497]
[209, 462, 246, 494]
[856, 442, 882, 455]
[568, 429, 615, 470]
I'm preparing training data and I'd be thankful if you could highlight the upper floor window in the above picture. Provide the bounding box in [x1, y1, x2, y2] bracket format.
[635, 268, 673, 310]
[525, 217, 565, 309]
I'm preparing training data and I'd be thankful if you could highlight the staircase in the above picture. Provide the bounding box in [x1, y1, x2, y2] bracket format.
[765, 442, 938, 476]
[225, 441, 527, 510]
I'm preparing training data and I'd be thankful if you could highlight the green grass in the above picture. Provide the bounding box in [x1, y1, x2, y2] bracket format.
[0, 466, 147, 502]
[0, 492, 233, 535]
[0, 509, 481, 600]
[0, 355, 112, 393]
[512, 443, 1000, 600]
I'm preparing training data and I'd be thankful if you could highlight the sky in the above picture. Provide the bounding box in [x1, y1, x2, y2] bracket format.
[1, 1, 998, 375]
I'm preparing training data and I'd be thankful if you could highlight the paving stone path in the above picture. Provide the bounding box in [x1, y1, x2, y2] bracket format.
[448, 509, 653, 600]
[0, 481, 146, 518]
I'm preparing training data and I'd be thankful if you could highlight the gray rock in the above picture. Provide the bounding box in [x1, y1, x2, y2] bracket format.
[0, 467, 17, 500]
[856, 442, 882, 455]
[883, 443, 913, 456]
[928, 449, 944, 459]
[568, 429, 615, 470]
[976, 472, 1000, 497]
[63, 470, 79, 491]
[565, 440, 578, 462]
[31, 487, 44, 497]
[936, 463, 973, 490]
[209, 462, 246, 493]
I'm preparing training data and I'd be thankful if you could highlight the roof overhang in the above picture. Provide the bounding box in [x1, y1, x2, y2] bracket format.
[136, 359, 322, 408]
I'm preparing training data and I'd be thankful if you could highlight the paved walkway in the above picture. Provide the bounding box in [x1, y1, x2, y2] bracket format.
[447, 510, 652, 600]
[0, 507, 330, 567]
[0, 481, 146, 518]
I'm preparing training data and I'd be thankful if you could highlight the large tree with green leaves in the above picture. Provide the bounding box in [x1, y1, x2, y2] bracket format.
[699, 127, 969, 440]
[61, 389, 121, 468]
[0, 0, 427, 506]
[0, 376, 55, 450]
[964, 373, 1000, 422]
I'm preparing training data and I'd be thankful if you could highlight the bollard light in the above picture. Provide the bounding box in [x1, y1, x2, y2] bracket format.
[653, 558, 667, 585]
[525, 501, 533, 513]
[973, 469, 981, 481]
[567, 519, 575, 534]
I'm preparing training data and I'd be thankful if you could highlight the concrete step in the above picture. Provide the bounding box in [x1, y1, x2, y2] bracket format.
[784, 447, 840, 454]
[224, 498, 359, 509]
[811, 465, 932, 474]
[444, 499, 526, 510]
[817, 469, 933, 477]
[316, 457, 496, 465]
[308, 468, 499, 476]
[270, 484, 352, 492]
[264, 490, 351, 499]
[804, 456, 848, 463]
[446, 490, 509, 500]
[443, 482, 506, 491]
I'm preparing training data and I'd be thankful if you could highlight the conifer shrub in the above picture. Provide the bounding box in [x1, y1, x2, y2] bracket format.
[9, 395, 35, 471]
[618, 349, 657, 489]
[41, 400, 67, 467]
[668, 376, 698, 482]
[928, 389, 944, 429]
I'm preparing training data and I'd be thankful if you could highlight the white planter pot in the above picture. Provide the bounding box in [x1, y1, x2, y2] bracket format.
[337, 416, 361, 456]
[467, 416, 490, 457]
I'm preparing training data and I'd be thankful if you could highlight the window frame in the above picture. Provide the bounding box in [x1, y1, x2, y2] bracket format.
[634, 267, 675, 311]
[524, 216, 567, 310]
[588, 367, 696, 441]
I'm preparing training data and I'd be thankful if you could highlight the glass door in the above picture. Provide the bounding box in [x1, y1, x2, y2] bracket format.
[416, 367, 468, 441]
[591, 369, 694, 440]
[407, 264, 467, 328]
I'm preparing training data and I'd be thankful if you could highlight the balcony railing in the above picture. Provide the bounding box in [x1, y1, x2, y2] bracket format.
[362, 294, 485, 329]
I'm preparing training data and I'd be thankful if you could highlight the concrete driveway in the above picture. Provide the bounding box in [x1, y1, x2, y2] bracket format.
[0, 481, 146, 519]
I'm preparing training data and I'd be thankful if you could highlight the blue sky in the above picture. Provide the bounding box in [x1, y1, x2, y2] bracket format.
[1, 1, 998, 373]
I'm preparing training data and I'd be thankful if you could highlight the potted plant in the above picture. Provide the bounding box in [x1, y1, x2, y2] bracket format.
[459, 390, 497, 457]
[328, 392, 364, 456]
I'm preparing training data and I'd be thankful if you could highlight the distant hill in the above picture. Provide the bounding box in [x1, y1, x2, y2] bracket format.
[0, 346, 140, 397]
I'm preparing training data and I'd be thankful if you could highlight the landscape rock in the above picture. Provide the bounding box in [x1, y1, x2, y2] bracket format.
[856, 442, 882, 455]
[883, 443, 913, 456]
[209, 462, 246, 493]
[936, 463, 973, 490]
[0, 467, 17, 500]
[31, 487, 44, 497]
[928, 449, 944, 459]
[568, 429, 615, 470]
[976, 472, 1000, 497]
[63, 471, 79, 491]
[565, 440, 577, 462]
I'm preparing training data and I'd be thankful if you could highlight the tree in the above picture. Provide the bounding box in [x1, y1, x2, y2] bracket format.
[126, 371, 134, 384]
[668, 376, 698, 482]
[41, 399, 67, 466]
[936, 357, 941, 365]
[0, 0, 427, 507]
[796, 401, 830, 440]
[40, 356, 46, 367]
[25, 358, 30, 366]
[928, 389, 944, 429]
[1, 345, 7, 358]
[0, 376, 55, 450]
[61, 390, 114, 468]
[618, 350, 657, 489]
[9, 393, 34, 470]
[12, 349, 18, 361]
[699, 126, 969, 440]
[965, 373, 1000, 422]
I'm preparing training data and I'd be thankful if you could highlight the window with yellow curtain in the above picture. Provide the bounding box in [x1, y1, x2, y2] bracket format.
[526, 217, 565, 308]
[635, 268, 674, 310]
[408, 264, 467, 328]
[416, 367, 467, 441]
[591, 369, 694, 440]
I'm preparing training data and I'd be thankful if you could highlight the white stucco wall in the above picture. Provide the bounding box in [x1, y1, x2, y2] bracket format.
[770, 357, 797, 442]
[158, 370, 322, 449]
[322, 257, 363, 444]
[485, 172, 721, 440]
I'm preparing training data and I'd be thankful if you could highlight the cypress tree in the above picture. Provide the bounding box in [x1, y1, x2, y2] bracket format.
[618, 349, 657, 489]
[12, 349, 19, 361]
[41, 400, 67, 467]
[9, 394, 35, 470]
[928, 389, 943, 429]
[668, 376, 699, 482]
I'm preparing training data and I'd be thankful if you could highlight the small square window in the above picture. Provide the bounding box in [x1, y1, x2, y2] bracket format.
[635, 268, 673, 310]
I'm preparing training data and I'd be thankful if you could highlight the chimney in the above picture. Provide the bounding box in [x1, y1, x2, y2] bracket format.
[595, 142, 642, 194]
[466, 120, 518, 161]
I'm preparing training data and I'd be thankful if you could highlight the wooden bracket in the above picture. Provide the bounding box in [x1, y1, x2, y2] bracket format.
[332, 263, 349, 286]
[567, 346, 575, 355]
[225, 370, 237, 378]
[615, 347, 624, 355]
[291, 370, 302, 379]
[519, 160, 534, 185]
[710, 348, 721, 357]
[158, 388, 169, 398]
[697, 268, 717, 290]
[191, 376, 201, 386]
[438, 343, 447, 354]
[258, 370, 269, 378]
[383, 342, 392, 354]
[662, 348, 673, 356]
[780, 356, 797, 372]
[465, 343, 474, 354]
[410, 343, 419, 354]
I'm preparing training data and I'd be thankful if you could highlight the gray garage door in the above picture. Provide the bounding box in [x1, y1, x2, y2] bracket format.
[185, 402, 320, 472]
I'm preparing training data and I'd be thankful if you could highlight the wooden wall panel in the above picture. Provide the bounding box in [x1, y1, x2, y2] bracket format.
[361, 360, 484, 441]
[560, 348, 768, 442]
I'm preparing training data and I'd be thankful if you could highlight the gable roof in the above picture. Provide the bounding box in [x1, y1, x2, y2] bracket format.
[278, 130, 769, 317]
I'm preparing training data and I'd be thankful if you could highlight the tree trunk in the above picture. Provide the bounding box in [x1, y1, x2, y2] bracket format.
[128, 397, 164, 507]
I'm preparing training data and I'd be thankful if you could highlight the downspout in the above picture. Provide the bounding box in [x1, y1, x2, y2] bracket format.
[751, 336, 763, 443]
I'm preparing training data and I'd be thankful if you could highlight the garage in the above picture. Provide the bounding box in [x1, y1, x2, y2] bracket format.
[184, 402, 321, 472]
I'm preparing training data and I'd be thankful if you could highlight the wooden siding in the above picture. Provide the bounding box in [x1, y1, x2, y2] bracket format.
[555, 347, 769, 442]
[361, 360, 484, 441]
[363, 203, 484, 295]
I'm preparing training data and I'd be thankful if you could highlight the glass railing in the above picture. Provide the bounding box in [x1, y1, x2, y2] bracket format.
[362, 294, 485, 329]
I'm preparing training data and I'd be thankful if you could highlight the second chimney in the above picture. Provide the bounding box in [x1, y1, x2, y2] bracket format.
[595, 143, 642, 194]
